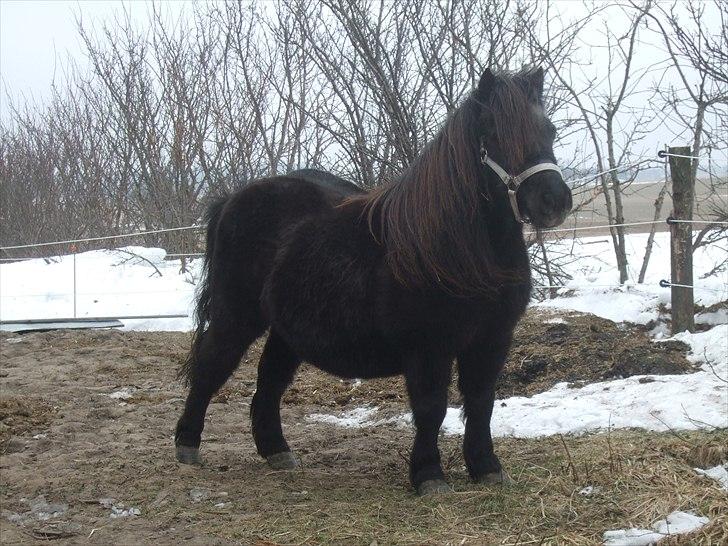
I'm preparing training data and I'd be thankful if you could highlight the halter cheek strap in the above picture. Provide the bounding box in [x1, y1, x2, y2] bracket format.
[480, 143, 562, 224]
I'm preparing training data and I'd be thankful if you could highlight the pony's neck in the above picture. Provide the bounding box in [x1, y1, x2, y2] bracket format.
[350, 96, 532, 295]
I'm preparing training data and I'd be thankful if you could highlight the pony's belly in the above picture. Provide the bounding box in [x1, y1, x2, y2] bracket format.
[308, 350, 404, 379]
[280, 328, 404, 379]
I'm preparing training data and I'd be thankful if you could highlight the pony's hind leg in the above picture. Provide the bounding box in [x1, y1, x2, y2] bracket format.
[250, 330, 301, 469]
[175, 319, 262, 464]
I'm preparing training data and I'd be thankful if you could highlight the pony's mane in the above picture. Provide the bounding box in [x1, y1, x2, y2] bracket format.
[354, 69, 540, 295]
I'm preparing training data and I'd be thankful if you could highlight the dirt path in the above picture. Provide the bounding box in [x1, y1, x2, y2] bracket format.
[1, 313, 724, 545]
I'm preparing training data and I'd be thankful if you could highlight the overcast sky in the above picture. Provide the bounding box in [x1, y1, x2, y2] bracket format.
[0, 0, 190, 108]
[1, 0, 725, 169]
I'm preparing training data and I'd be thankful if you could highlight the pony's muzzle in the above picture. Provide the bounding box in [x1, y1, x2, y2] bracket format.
[520, 173, 572, 228]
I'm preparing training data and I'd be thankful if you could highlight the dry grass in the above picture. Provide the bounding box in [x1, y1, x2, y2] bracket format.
[0, 397, 56, 452]
[190, 429, 727, 545]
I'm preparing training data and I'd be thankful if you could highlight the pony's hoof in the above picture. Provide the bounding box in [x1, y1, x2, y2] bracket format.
[417, 479, 453, 496]
[479, 470, 512, 485]
[176, 445, 202, 465]
[266, 451, 300, 470]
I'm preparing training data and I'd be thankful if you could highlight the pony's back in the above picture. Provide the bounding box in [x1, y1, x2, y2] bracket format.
[287, 168, 364, 197]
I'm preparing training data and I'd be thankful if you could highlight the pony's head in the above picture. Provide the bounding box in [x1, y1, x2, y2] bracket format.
[474, 68, 572, 228]
[360, 67, 571, 295]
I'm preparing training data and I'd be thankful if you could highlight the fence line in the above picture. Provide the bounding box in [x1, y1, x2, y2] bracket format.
[3, 283, 723, 301]
[657, 279, 726, 293]
[0, 224, 203, 251]
[532, 217, 728, 235]
[0, 252, 205, 263]
[2, 217, 725, 257]
[534, 281, 727, 293]
[657, 150, 714, 161]
[2, 289, 196, 298]
[532, 219, 662, 235]
[668, 219, 728, 226]
[566, 158, 660, 185]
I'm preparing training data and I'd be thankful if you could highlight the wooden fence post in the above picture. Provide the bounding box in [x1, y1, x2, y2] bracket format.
[668, 146, 695, 334]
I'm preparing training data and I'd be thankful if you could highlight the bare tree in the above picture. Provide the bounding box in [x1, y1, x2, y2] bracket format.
[640, 0, 728, 276]
[526, 2, 660, 284]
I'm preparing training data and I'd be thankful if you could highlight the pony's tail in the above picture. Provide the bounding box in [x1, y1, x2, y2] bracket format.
[178, 197, 228, 385]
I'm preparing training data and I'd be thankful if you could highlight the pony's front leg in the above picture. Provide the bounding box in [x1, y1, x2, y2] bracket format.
[457, 339, 511, 484]
[405, 354, 452, 495]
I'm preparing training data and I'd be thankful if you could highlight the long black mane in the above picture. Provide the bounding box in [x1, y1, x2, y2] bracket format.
[354, 68, 541, 295]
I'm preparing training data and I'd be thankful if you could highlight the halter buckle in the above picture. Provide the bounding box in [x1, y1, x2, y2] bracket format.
[479, 142, 488, 166]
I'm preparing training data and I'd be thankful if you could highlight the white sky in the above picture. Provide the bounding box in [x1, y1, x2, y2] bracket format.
[0, 0, 190, 109]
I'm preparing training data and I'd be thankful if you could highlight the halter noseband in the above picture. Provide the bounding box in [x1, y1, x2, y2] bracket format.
[479, 142, 562, 224]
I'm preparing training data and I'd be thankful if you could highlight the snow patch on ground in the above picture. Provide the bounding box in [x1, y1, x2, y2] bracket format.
[107, 387, 138, 400]
[100, 497, 141, 518]
[602, 511, 709, 545]
[322, 327, 727, 437]
[696, 309, 728, 326]
[543, 317, 568, 324]
[110, 505, 141, 519]
[306, 406, 379, 428]
[671, 326, 728, 369]
[533, 232, 727, 325]
[694, 464, 728, 491]
[578, 485, 600, 496]
[2, 496, 68, 524]
[0, 247, 197, 331]
[308, 325, 727, 438]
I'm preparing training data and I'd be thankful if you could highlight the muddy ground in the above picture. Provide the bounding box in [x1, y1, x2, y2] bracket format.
[1, 309, 724, 545]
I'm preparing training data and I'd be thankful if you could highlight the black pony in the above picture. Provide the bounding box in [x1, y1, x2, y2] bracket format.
[175, 68, 572, 495]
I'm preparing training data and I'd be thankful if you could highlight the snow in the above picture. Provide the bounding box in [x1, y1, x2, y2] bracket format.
[696, 309, 728, 326]
[99, 497, 141, 518]
[543, 317, 568, 324]
[308, 325, 728, 437]
[109, 505, 141, 519]
[602, 511, 709, 545]
[0, 247, 198, 331]
[107, 387, 138, 400]
[2, 496, 68, 524]
[694, 465, 728, 491]
[307, 407, 379, 428]
[189, 488, 211, 503]
[534, 231, 727, 326]
[578, 485, 599, 496]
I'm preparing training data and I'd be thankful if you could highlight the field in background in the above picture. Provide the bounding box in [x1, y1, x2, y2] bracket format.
[564, 178, 726, 236]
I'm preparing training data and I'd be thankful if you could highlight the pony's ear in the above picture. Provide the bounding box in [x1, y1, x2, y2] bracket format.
[529, 67, 544, 99]
[477, 68, 495, 99]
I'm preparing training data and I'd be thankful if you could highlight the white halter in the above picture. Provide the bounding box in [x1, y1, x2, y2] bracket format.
[479, 142, 562, 224]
